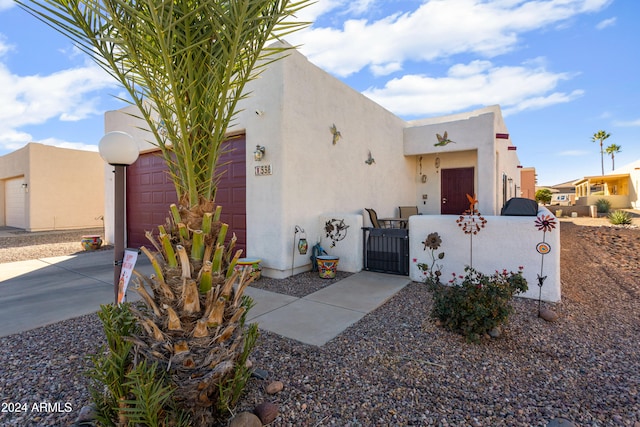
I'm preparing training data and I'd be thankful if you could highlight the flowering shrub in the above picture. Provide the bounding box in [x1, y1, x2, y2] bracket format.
[422, 266, 528, 342]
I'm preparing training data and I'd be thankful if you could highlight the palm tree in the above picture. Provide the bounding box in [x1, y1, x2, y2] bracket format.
[605, 143, 622, 171]
[592, 130, 611, 175]
[16, 0, 310, 424]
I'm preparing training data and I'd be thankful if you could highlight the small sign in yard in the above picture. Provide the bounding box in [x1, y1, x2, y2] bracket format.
[117, 248, 139, 304]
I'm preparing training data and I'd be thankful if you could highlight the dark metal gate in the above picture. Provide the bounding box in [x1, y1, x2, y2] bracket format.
[362, 227, 409, 276]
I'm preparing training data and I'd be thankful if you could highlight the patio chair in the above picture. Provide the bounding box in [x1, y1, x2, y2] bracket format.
[398, 206, 419, 228]
[365, 208, 386, 228]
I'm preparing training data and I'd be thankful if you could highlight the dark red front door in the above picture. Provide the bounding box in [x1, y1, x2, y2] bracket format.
[441, 167, 474, 215]
[126, 135, 246, 253]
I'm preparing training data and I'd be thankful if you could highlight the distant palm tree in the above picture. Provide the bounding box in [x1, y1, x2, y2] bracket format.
[605, 143, 622, 171]
[592, 130, 611, 175]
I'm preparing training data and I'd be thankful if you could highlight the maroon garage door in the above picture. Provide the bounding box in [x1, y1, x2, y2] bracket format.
[126, 135, 246, 253]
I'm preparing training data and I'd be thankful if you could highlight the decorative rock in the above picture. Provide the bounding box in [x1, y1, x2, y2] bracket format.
[228, 411, 262, 427]
[75, 405, 96, 423]
[251, 368, 269, 380]
[488, 326, 501, 338]
[546, 418, 577, 427]
[265, 380, 284, 394]
[539, 309, 559, 322]
[254, 401, 279, 425]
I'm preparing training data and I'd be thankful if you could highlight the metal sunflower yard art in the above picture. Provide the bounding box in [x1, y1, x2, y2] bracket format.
[456, 194, 487, 268]
[534, 213, 557, 317]
[419, 232, 445, 282]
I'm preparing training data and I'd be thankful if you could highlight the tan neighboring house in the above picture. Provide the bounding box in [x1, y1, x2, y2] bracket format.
[519, 167, 536, 200]
[573, 159, 640, 209]
[0, 142, 105, 231]
[549, 179, 576, 206]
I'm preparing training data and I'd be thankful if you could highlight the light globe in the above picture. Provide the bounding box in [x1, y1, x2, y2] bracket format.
[98, 131, 139, 166]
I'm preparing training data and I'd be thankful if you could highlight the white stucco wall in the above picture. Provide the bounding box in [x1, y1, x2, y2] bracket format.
[408, 207, 561, 302]
[232, 48, 415, 277]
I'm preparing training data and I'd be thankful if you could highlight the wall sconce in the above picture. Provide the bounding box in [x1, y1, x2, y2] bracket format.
[294, 225, 308, 255]
[254, 145, 266, 161]
[22, 183, 28, 192]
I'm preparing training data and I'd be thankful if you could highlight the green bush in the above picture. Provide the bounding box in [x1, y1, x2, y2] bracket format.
[595, 198, 612, 213]
[425, 266, 528, 342]
[608, 210, 632, 225]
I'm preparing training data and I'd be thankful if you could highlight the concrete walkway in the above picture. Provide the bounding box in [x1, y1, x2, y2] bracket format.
[0, 251, 410, 345]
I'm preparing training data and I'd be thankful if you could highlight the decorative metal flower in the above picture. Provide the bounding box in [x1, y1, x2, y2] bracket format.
[456, 196, 487, 235]
[534, 214, 556, 233]
[423, 232, 442, 250]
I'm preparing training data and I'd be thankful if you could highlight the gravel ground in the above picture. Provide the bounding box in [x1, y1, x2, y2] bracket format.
[1, 221, 639, 426]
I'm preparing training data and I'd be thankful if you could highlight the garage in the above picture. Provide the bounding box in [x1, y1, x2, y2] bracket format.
[126, 135, 246, 253]
[5, 177, 26, 229]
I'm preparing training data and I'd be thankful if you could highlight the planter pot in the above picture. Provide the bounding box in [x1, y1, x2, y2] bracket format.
[235, 258, 262, 281]
[317, 255, 339, 279]
[81, 235, 103, 251]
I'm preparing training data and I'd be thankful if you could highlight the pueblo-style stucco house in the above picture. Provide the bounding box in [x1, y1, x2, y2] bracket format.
[103, 45, 560, 302]
[0, 142, 104, 231]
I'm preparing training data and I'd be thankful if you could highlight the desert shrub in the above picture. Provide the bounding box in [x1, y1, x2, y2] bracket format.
[608, 210, 632, 225]
[424, 266, 528, 342]
[596, 198, 612, 213]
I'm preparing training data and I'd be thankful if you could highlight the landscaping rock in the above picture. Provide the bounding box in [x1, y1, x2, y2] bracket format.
[488, 326, 501, 338]
[75, 405, 96, 424]
[254, 401, 279, 425]
[228, 411, 262, 427]
[540, 308, 559, 322]
[251, 368, 269, 380]
[265, 380, 284, 394]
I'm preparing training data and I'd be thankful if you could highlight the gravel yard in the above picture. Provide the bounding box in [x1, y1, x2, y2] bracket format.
[0, 220, 639, 426]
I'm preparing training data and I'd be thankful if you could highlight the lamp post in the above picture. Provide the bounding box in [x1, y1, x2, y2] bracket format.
[98, 131, 139, 304]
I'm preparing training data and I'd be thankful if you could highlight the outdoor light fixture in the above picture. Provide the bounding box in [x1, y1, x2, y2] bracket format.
[254, 145, 266, 161]
[295, 226, 308, 255]
[98, 131, 139, 304]
[291, 225, 308, 275]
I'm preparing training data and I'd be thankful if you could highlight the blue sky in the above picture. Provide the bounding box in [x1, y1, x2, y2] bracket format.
[0, 0, 637, 186]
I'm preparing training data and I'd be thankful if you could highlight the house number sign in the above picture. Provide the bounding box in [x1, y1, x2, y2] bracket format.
[254, 164, 273, 176]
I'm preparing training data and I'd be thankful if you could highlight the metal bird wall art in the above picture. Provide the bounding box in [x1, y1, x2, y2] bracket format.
[434, 131, 455, 147]
[365, 150, 375, 165]
[330, 124, 342, 145]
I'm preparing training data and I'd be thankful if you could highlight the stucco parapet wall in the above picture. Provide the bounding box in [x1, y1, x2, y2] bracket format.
[403, 110, 496, 156]
[408, 207, 561, 303]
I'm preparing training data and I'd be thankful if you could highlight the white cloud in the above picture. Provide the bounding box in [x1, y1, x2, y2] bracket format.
[0, 0, 14, 11]
[362, 60, 583, 117]
[595, 16, 616, 29]
[0, 61, 118, 151]
[558, 149, 590, 156]
[613, 118, 640, 127]
[291, 0, 612, 77]
[0, 34, 12, 57]
[37, 137, 99, 152]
